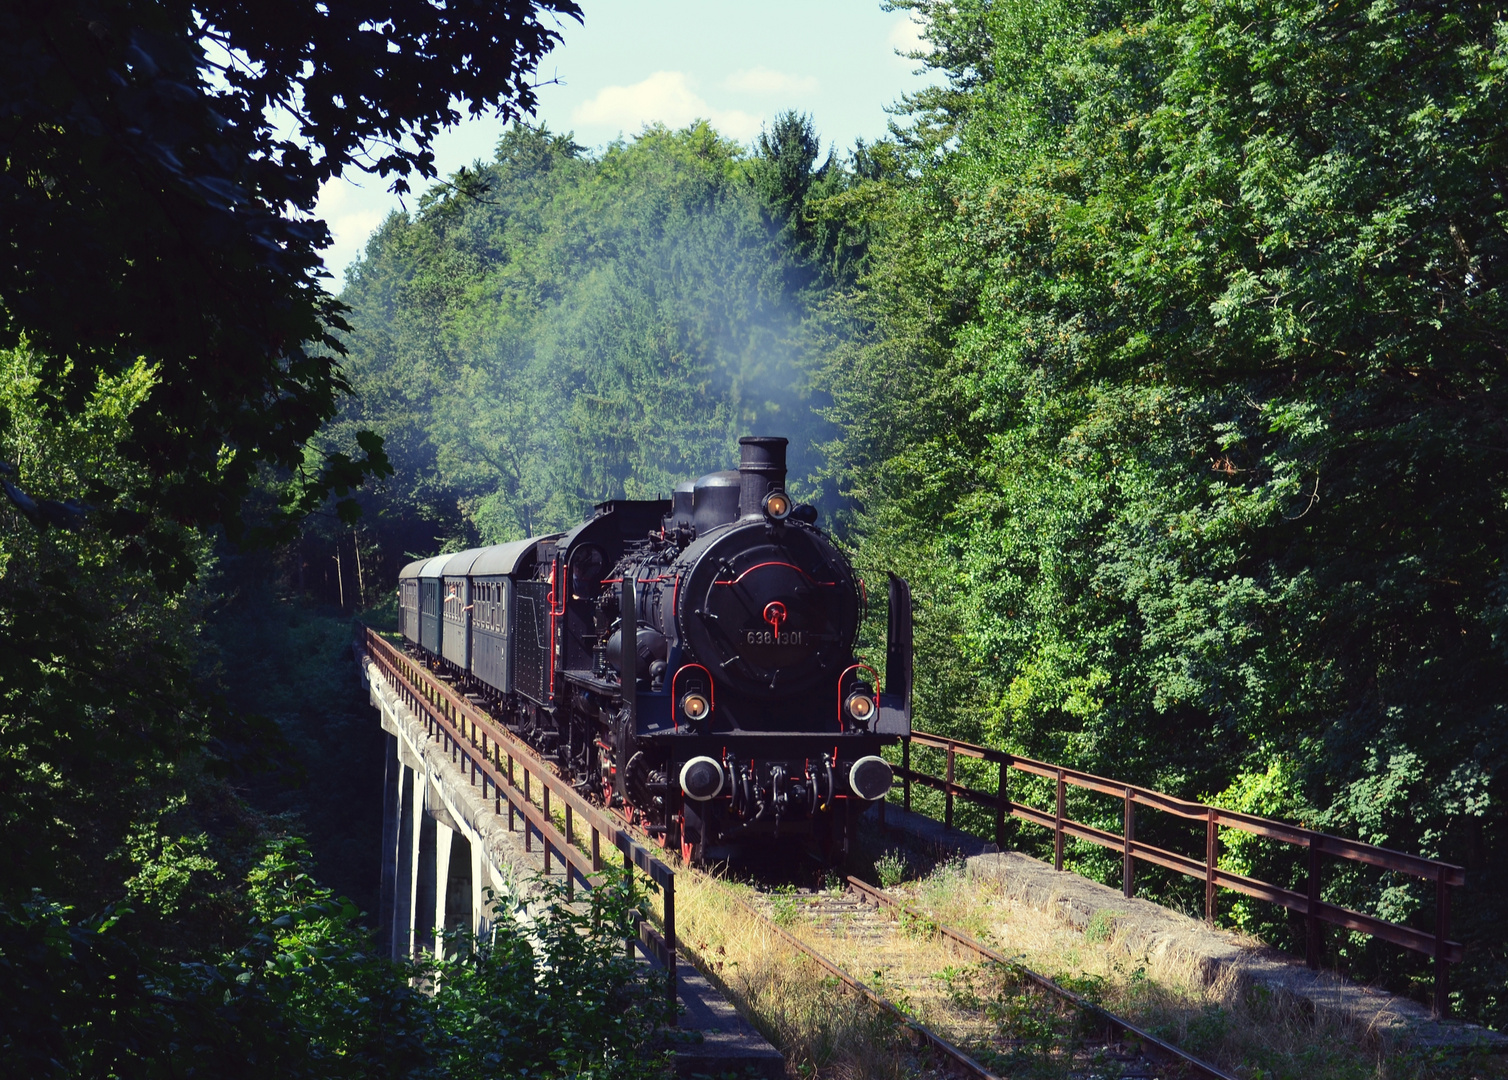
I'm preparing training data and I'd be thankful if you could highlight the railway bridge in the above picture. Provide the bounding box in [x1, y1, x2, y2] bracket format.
[358, 624, 1495, 1072]
[357, 627, 784, 1077]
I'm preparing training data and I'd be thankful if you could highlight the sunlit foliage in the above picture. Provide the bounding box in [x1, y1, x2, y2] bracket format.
[328, 120, 848, 551]
[819, 0, 1508, 1022]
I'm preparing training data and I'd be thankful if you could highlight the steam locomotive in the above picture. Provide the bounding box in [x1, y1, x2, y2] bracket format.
[397, 436, 912, 863]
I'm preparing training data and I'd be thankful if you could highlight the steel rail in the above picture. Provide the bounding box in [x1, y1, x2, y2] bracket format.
[722, 892, 1005, 1080]
[844, 876, 1240, 1080]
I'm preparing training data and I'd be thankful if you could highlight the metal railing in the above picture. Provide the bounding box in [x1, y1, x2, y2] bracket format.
[360, 627, 677, 1007]
[891, 730, 1465, 1017]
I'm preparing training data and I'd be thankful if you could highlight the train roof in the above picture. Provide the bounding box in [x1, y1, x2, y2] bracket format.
[471, 534, 562, 577]
[398, 558, 428, 580]
[441, 547, 486, 577]
[419, 553, 451, 580]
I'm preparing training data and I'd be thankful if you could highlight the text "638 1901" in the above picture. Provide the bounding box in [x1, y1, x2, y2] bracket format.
[744, 629, 804, 645]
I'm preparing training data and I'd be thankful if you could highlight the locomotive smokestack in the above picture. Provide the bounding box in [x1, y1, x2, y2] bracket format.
[738, 436, 788, 518]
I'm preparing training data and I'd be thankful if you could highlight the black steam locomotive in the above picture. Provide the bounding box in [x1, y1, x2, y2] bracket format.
[398, 436, 912, 863]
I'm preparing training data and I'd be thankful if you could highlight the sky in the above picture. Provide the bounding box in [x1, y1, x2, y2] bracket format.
[314, 0, 938, 286]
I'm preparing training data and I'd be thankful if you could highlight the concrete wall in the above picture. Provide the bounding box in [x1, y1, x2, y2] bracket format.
[366, 659, 520, 962]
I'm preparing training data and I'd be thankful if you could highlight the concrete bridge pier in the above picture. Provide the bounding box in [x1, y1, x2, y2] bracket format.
[377, 729, 497, 963]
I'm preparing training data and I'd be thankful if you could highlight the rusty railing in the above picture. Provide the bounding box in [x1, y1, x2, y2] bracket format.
[891, 730, 1465, 1017]
[359, 627, 677, 1007]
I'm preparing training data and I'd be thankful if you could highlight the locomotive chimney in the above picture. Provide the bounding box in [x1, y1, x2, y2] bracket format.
[670, 479, 695, 530]
[738, 435, 788, 518]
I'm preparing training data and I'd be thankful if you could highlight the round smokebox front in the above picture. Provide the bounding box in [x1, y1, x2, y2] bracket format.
[677, 524, 859, 698]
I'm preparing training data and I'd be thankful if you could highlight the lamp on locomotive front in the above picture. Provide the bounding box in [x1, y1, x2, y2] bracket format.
[681, 692, 710, 723]
[762, 489, 792, 521]
[845, 689, 876, 724]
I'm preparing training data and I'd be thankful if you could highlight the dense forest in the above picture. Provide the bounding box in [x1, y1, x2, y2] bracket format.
[2, 1, 674, 1075]
[319, 119, 846, 552]
[3, 0, 1507, 1069]
[326, 0, 1508, 1030]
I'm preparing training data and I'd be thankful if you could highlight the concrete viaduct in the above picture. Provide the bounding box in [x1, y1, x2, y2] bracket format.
[357, 630, 784, 1077]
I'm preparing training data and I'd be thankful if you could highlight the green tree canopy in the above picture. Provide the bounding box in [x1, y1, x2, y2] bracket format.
[820, 0, 1508, 1021]
[331, 121, 844, 550]
[2, 0, 580, 581]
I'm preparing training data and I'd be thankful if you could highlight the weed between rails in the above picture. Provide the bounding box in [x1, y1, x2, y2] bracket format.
[671, 873, 924, 1080]
[770, 884, 802, 928]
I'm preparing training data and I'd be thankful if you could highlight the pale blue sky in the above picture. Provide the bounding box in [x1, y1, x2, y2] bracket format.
[314, 0, 937, 285]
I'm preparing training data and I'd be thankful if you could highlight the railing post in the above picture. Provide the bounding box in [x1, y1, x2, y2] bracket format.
[944, 744, 956, 830]
[994, 758, 1008, 849]
[1122, 788, 1134, 899]
[543, 786, 552, 874]
[902, 738, 911, 813]
[565, 805, 574, 898]
[1434, 870, 1451, 1018]
[1205, 807, 1217, 926]
[1054, 768, 1065, 872]
[664, 873, 677, 1012]
[623, 846, 635, 962]
[1306, 836, 1322, 969]
[592, 827, 602, 872]
[507, 755, 516, 831]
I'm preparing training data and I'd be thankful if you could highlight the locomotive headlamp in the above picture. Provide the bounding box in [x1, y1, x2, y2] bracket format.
[845, 690, 876, 723]
[681, 692, 711, 722]
[762, 490, 793, 521]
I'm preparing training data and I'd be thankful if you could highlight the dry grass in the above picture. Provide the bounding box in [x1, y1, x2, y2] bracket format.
[886, 856, 1507, 1080]
[669, 872, 944, 1080]
[659, 851, 1507, 1080]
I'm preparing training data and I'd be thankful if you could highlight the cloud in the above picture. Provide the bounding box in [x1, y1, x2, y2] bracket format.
[888, 14, 933, 59]
[314, 176, 395, 284]
[572, 71, 761, 141]
[723, 67, 820, 96]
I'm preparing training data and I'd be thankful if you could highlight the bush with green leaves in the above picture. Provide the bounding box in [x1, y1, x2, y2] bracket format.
[0, 840, 674, 1079]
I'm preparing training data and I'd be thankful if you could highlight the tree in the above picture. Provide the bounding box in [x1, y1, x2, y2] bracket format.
[752, 110, 827, 225]
[329, 121, 837, 557]
[0, 2, 639, 1068]
[822, 0, 1508, 1023]
[1, 0, 581, 583]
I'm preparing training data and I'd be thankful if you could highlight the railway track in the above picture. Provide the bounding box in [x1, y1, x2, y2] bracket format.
[718, 875, 1239, 1080]
[407, 659, 1234, 1079]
